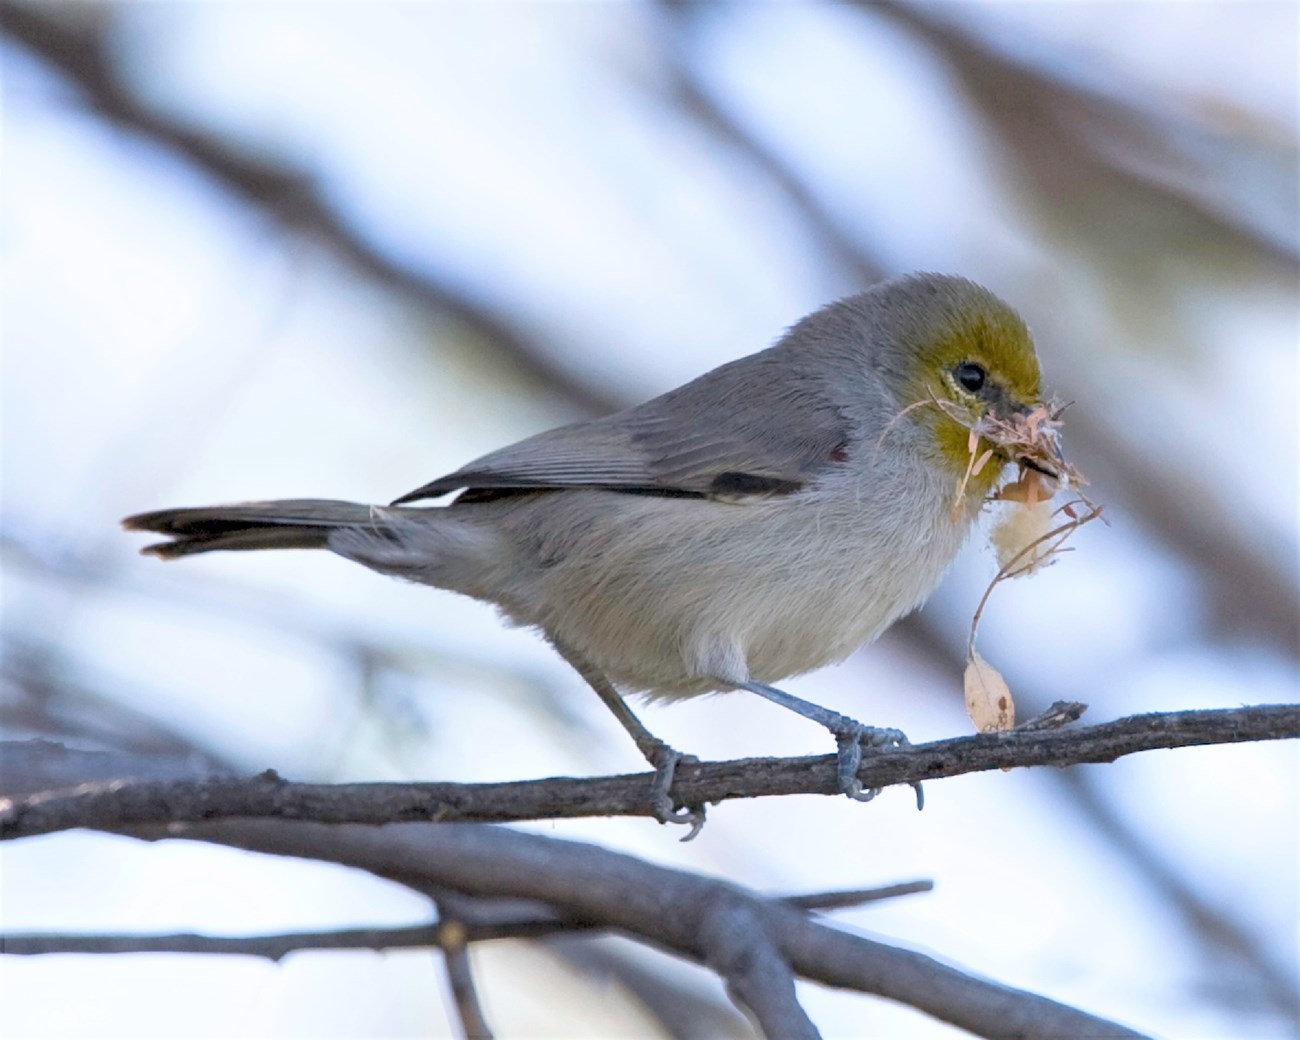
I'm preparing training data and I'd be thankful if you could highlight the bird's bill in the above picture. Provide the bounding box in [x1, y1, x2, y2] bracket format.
[977, 401, 1080, 493]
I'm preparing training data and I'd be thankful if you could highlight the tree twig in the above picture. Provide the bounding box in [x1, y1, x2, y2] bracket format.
[0, 924, 452, 960]
[0, 881, 931, 958]
[0, 880, 929, 959]
[4, 705, 1295, 840]
[780, 880, 933, 911]
[545, 936, 757, 1040]
[436, 914, 495, 1040]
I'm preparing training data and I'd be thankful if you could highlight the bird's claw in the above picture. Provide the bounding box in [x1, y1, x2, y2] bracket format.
[859, 726, 908, 750]
[647, 745, 707, 841]
[832, 720, 920, 807]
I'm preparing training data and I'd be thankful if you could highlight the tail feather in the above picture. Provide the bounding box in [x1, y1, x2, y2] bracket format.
[123, 499, 385, 559]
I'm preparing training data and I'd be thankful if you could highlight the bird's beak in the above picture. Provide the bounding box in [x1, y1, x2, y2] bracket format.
[1020, 455, 1061, 480]
[994, 400, 1066, 481]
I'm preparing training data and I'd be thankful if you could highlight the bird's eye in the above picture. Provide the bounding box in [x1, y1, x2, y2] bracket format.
[955, 362, 986, 393]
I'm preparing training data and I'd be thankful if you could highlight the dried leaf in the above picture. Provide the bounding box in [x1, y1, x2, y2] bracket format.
[964, 651, 1016, 733]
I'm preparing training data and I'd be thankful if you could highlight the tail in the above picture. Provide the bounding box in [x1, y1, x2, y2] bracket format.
[123, 500, 387, 559]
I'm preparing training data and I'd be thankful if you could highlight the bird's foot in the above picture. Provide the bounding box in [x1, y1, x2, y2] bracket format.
[730, 680, 923, 810]
[829, 718, 921, 807]
[645, 743, 707, 841]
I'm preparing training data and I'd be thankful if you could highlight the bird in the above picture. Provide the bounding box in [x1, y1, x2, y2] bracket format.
[125, 272, 1058, 837]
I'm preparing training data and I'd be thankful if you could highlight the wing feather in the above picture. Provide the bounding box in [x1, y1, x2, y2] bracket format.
[391, 347, 851, 504]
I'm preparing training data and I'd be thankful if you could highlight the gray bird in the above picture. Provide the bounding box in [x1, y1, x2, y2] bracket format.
[125, 273, 1052, 836]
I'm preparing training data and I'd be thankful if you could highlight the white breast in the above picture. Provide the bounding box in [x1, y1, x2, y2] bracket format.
[488, 458, 975, 700]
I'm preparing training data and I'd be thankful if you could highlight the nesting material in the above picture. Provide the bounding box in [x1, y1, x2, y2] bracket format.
[976, 404, 1076, 486]
[952, 402, 1103, 733]
[990, 498, 1057, 573]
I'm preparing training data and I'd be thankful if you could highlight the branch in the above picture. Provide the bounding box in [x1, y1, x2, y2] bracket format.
[700, 902, 819, 1040]
[0, 2, 616, 418]
[0, 737, 1148, 1037]
[111, 818, 1145, 1039]
[781, 880, 933, 911]
[436, 913, 495, 1040]
[0, 882, 930, 957]
[653, 0, 886, 289]
[0, 924, 454, 960]
[545, 936, 757, 1040]
[4, 705, 1296, 839]
[867, 1, 1298, 267]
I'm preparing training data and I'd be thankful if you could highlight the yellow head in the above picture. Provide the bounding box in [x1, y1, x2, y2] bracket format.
[881, 275, 1046, 501]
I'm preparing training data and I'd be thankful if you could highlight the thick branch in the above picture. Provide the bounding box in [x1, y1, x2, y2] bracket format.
[114, 819, 1145, 1039]
[4, 705, 1296, 840]
[701, 903, 818, 1040]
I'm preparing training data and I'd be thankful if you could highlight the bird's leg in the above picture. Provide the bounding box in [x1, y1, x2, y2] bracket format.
[552, 640, 706, 840]
[732, 680, 914, 804]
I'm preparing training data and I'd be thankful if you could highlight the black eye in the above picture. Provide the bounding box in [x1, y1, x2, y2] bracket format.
[955, 362, 986, 393]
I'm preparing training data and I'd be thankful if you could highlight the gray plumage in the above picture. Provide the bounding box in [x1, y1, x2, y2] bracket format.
[126, 274, 1035, 705]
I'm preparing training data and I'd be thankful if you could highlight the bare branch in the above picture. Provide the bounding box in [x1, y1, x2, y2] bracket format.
[0, 2, 616, 417]
[546, 937, 757, 1040]
[112, 819, 1146, 1039]
[436, 915, 495, 1040]
[781, 880, 933, 911]
[1056, 765, 1300, 1026]
[894, 617, 1300, 1028]
[0, 733, 1151, 1037]
[867, 1, 1299, 266]
[697, 902, 819, 1040]
[0, 882, 929, 956]
[653, 1, 886, 289]
[0, 924, 449, 960]
[4, 705, 1296, 840]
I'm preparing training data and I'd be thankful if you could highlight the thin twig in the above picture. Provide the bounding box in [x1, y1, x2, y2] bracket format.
[0, 925, 446, 960]
[4, 705, 1296, 840]
[1016, 701, 1088, 732]
[967, 502, 1104, 659]
[437, 916, 495, 1040]
[781, 881, 934, 911]
[0, 881, 931, 961]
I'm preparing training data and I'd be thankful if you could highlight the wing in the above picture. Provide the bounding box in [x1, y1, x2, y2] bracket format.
[392, 349, 853, 505]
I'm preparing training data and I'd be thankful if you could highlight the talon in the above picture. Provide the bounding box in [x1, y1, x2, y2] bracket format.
[647, 745, 707, 839]
[675, 805, 707, 842]
[859, 726, 907, 750]
[833, 721, 907, 802]
[847, 783, 882, 803]
[834, 726, 863, 794]
[728, 679, 907, 808]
